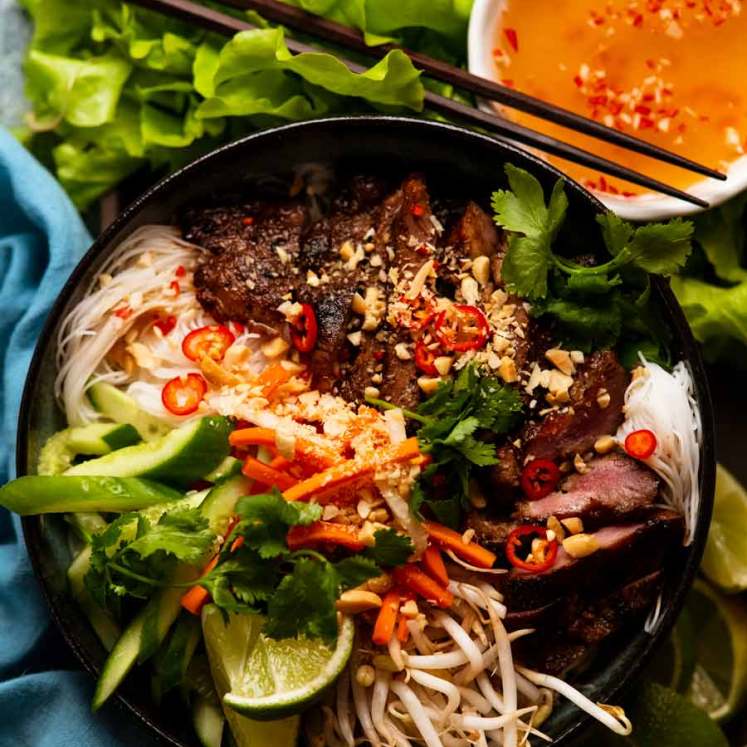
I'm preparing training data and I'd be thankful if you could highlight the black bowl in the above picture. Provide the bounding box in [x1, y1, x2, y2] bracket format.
[17, 116, 716, 746]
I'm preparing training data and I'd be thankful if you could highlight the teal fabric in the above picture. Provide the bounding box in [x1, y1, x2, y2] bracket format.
[0, 128, 159, 745]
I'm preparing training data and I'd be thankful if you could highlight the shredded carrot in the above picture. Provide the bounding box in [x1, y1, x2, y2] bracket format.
[242, 456, 298, 491]
[372, 589, 401, 646]
[396, 612, 410, 643]
[269, 454, 293, 471]
[257, 363, 293, 398]
[230, 426, 339, 469]
[286, 521, 365, 552]
[423, 521, 497, 570]
[421, 545, 449, 587]
[393, 564, 453, 609]
[282, 437, 421, 503]
[182, 518, 241, 615]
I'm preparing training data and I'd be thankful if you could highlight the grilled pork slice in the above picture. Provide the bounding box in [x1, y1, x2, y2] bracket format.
[513, 571, 664, 675]
[380, 174, 438, 410]
[465, 512, 518, 553]
[186, 201, 308, 328]
[499, 509, 684, 612]
[515, 453, 659, 525]
[299, 176, 389, 392]
[521, 349, 629, 461]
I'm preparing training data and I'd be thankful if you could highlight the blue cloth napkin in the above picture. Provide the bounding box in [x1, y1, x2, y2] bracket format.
[0, 128, 161, 746]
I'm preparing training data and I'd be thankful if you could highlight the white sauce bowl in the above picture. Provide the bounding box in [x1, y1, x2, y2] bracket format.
[468, 0, 747, 220]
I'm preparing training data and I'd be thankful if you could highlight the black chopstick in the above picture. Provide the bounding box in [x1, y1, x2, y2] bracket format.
[220, 0, 724, 184]
[126, 0, 709, 208]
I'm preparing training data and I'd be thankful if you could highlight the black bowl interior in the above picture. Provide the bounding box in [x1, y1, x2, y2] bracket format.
[18, 116, 716, 747]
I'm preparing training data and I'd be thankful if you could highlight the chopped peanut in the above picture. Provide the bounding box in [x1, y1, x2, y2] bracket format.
[594, 435, 617, 454]
[545, 348, 574, 376]
[336, 590, 383, 614]
[561, 517, 584, 535]
[562, 533, 599, 559]
[472, 255, 491, 285]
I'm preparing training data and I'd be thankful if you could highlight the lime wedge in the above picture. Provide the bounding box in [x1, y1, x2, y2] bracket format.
[202, 606, 299, 746]
[686, 579, 747, 721]
[646, 607, 696, 693]
[222, 614, 355, 720]
[702, 464, 747, 592]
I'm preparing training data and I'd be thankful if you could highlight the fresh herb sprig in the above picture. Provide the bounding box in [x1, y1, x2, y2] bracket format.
[368, 364, 523, 527]
[491, 164, 694, 354]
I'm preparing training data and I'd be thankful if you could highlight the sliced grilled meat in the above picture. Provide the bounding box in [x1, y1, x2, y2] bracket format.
[522, 349, 629, 461]
[500, 509, 684, 611]
[515, 453, 659, 525]
[300, 176, 389, 392]
[566, 570, 663, 645]
[186, 201, 308, 328]
[380, 175, 438, 409]
[465, 512, 518, 553]
[481, 443, 522, 506]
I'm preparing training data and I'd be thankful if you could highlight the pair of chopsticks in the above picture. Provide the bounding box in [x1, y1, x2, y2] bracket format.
[128, 0, 724, 207]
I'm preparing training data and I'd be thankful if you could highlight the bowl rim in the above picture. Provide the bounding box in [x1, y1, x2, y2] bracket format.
[467, 0, 747, 221]
[16, 114, 716, 747]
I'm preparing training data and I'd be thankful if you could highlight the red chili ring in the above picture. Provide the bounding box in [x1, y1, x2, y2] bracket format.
[505, 525, 558, 573]
[290, 303, 318, 353]
[520, 459, 561, 500]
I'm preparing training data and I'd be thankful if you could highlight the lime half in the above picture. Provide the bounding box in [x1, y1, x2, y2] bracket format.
[686, 579, 747, 721]
[202, 606, 299, 746]
[702, 464, 747, 592]
[222, 614, 355, 720]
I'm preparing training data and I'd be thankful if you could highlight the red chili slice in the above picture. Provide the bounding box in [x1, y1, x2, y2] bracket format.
[624, 429, 657, 460]
[290, 303, 318, 353]
[415, 338, 438, 375]
[505, 525, 558, 573]
[162, 373, 207, 416]
[154, 316, 177, 336]
[182, 325, 235, 362]
[520, 459, 561, 500]
[434, 304, 490, 352]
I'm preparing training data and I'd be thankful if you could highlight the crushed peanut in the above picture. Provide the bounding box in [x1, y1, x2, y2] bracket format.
[594, 435, 616, 454]
[561, 517, 584, 535]
[562, 533, 599, 559]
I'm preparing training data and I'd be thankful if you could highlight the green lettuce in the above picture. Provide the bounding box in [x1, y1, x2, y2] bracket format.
[18, 0, 470, 208]
[671, 193, 747, 363]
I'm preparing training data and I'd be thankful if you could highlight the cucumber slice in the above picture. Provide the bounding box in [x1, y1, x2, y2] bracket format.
[152, 615, 202, 701]
[88, 382, 170, 441]
[38, 423, 140, 476]
[200, 474, 251, 535]
[92, 473, 246, 709]
[0, 476, 182, 515]
[193, 695, 225, 747]
[92, 579, 188, 711]
[65, 417, 232, 487]
[65, 511, 108, 543]
[204, 456, 242, 484]
[68, 546, 121, 651]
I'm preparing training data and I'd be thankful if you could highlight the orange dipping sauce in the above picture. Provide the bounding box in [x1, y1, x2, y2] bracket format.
[493, 0, 747, 195]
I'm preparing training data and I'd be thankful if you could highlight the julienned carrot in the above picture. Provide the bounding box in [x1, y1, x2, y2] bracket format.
[182, 518, 241, 615]
[421, 545, 449, 587]
[372, 590, 401, 646]
[397, 612, 410, 643]
[257, 363, 293, 397]
[423, 521, 497, 569]
[393, 565, 453, 609]
[282, 437, 421, 503]
[180, 555, 219, 615]
[230, 427, 339, 469]
[286, 521, 365, 552]
[242, 456, 298, 491]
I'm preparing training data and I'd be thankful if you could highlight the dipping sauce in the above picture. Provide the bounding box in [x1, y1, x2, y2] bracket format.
[493, 0, 747, 195]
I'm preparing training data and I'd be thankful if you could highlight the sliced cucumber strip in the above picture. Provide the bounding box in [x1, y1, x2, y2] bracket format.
[193, 695, 225, 747]
[65, 417, 232, 487]
[38, 423, 140, 476]
[68, 546, 121, 651]
[0, 476, 182, 515]
[88, 382, 170, 441]
[200, 474, 251, 535]
[204, 456, 242, 484]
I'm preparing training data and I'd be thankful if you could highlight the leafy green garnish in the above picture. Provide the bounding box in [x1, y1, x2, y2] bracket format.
[371, 363, 523, 528]
[491, 164, 693, 353]
[85, 507, 215, 614]
[19, 0, 470, 208]
[364, 528, 414, 566]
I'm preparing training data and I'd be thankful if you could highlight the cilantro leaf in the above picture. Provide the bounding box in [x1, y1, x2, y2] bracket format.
[625, 218, 694, 275]
[335, 556, 381, 590]
[265, 557, 339, 642]
[363, 529, 413, 567]
[492, 166, 569, 299]
[232, 490, 322, 559]
[85, 508, 215, 613]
